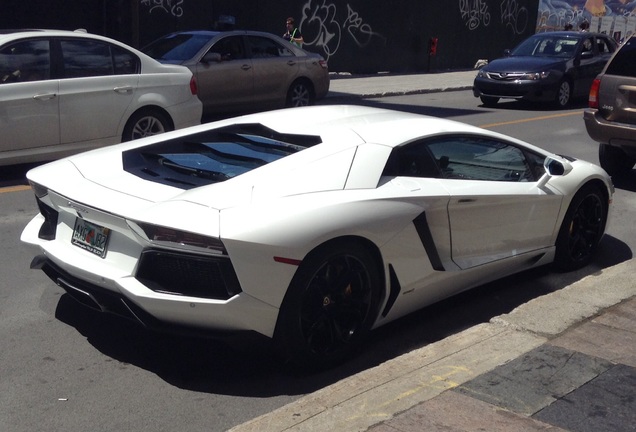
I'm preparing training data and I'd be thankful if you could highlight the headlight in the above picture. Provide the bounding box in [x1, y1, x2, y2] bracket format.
[519, 71, 550, 80]
[477, 70, 487, 78]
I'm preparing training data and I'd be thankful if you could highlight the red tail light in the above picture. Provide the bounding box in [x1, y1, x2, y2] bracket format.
[588, 78, 600, 109]
[318, 59, 328, 69]
[189, 76, 198, 95]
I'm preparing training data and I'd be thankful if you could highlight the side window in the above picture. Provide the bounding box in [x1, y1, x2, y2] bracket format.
[60, 39, 113, 78]
[248, 36, 294, 58]
[113, 46, 139, 74]
[595, 36, 614, 54]
[426, 136, 539, 182]
[0, 39, 50, 84]
[382, 141, 441, 178]
[208, 36, 245, 61]
[606, 37, 636, 77]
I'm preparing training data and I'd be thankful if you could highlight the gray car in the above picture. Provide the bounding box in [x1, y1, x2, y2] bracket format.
[584, 35, 636, 177]
[143, 30, 330, 117]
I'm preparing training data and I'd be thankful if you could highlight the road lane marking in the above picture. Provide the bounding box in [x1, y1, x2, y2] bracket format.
[479, 110, 583, 129]
[0, 185, 31, 193]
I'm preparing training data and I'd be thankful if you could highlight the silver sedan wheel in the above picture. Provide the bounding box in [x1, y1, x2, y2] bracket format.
[286, 81, 313, 107]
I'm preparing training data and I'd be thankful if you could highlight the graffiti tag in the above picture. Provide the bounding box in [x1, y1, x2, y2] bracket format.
[459, 0, 491, 30]
[140, 0, 184, 18]
[300, 0, 385, 60]
[500, 0, 529, 34]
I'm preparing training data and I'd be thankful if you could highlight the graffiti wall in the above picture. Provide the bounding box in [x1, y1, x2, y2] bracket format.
[2, 0, 539, 73]
[136, 0, 539, 73]
[537, 0, 636, 41]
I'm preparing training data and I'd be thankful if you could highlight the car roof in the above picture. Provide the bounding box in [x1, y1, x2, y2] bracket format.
[530, 31, 605, 40]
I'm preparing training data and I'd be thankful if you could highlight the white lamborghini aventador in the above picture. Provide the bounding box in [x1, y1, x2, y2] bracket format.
[21, 105, 613, 368]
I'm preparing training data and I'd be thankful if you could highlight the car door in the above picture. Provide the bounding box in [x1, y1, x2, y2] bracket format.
[426, 135, 563, 269]
[195, 35, 253, 112]
[247, 35, 299, 106]
[57, 37, 137, 144]
[574, 35, 614, 98]
[0, 38, 60, 154]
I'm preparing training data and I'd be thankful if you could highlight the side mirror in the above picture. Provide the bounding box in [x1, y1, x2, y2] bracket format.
[580, 51, 593, 60]
[202, 52, 222, 63]
[504, 49, 511, 57]
[538, 156, 574, 188]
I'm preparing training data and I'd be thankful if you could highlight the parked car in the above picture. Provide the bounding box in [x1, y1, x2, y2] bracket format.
[0, 29, 202, 167]
[473, 31, 617, 108]
[142, 30, 330, 116]
[584, 35, 636, 177]
[21, 105, 612, 369]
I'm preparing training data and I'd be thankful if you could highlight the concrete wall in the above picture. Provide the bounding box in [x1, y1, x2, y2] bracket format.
[2, 0, 539, 73]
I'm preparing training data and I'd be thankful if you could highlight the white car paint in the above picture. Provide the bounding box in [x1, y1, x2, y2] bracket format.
[21, 105, 613, 366]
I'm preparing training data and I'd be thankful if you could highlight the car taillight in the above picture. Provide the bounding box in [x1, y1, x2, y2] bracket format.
[588, 78, 600, 109]
[189, 76, 198, 95]
[318, 59, 328, 69]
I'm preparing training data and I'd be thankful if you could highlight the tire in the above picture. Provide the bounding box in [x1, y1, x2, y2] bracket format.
[480, 96, 499, 107]
[554, 184, 607, 271]
[274, 241, 381, 370]
[122, 109, 172, 142]
[554, 79, 571, 108]
[598, 144, 635, 177]
[286, 80, 314, 107]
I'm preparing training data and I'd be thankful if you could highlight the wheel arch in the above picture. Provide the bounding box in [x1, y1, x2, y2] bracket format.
[122, 105, 175, 141]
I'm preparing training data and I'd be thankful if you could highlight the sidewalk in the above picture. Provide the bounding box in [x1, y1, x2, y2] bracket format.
[230, 72, 636, 432]
[326, 69, 477, 99]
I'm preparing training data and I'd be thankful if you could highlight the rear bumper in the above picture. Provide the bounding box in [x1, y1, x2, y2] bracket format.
[584, 109, 636, 157]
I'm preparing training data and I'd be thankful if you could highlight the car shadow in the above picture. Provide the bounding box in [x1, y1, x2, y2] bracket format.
[53, 234, 631, 397]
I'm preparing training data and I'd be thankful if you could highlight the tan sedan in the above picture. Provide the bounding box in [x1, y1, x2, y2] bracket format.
[143, 30, 330, 117]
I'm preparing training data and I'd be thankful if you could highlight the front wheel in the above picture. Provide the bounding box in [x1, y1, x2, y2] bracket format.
[122, 109, 172, 142]
[274, 241, 381, 370]
[286, 80, 314, 107]
[599, 144, 636, 177]
[554, 185, 607, 271]
[554, 79, 572, 108]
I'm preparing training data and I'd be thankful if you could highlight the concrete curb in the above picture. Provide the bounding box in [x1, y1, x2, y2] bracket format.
[230, 258, 636, 432]
[326, 70, 476, 99]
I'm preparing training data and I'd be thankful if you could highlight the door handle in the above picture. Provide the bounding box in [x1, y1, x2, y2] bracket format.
[241, 64, 252, 71]
[33, 93, 57, 101]
[114, 86, 133, 93]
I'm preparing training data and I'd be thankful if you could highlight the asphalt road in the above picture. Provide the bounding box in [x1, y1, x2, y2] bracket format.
[1, 90, 634, 431]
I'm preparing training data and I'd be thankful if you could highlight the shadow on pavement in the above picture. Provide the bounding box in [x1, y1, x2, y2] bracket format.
[53, 234, 631, 399]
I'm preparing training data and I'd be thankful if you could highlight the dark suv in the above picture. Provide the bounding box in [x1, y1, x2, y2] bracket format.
[584, 36, 636, 177]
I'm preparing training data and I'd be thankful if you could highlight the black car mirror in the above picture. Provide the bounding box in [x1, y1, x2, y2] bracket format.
[504, 49, 511, 57]
[580, 51, 594, 59]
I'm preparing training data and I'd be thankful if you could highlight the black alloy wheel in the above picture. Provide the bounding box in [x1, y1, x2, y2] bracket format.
[554, 184, 607, 271]
[274, 241, 381, 370]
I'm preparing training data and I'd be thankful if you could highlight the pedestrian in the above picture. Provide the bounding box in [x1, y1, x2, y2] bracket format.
[579, 20, 590, 31]
[564, 23, 573, 31]
[283, 17, 303, 47]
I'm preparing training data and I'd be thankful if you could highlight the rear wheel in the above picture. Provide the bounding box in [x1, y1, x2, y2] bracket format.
[286, 80, 314, 107]
[554, 184, 607, 271]
[274, 241, 381, 370]
[122, 109, 172, 142]
[480, 96, 499, 107]
[598, 144, 636, 177]
[554, 79, 572, 108]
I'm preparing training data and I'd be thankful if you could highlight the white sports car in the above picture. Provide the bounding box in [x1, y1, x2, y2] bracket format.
[21, 105, 613, 368]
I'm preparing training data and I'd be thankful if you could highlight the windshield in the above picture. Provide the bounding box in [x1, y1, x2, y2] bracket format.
[123, 124, 322, 188]
[143, 33, 217, 62]
[511, 36, 579, 58]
